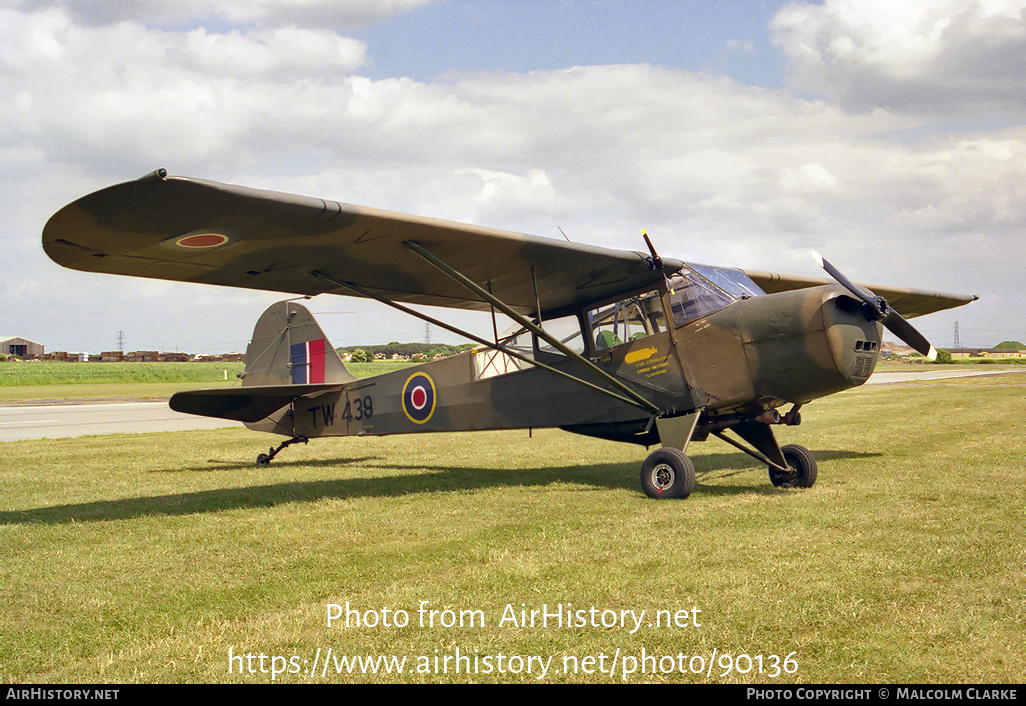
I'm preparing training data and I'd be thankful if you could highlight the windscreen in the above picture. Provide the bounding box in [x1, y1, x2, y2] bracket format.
[666, 268, 738, 327]
[688, 264, 765, 299]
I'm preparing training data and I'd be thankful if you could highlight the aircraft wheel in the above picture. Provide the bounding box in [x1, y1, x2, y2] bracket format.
[769, 444, 817, 488]
[256, 453, 272, 467]
[640, 448, 696, 499]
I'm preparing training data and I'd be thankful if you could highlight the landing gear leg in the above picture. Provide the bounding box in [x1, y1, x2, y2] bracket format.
[256, 436, 308, 466]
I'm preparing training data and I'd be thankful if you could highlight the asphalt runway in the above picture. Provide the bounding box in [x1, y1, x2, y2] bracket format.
[0, 400, 236, 442]
[1, 367, 1020, 442]
[863, 367, 1022, 384]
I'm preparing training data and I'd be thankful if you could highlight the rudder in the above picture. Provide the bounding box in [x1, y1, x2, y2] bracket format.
[242, 300, 356, 387]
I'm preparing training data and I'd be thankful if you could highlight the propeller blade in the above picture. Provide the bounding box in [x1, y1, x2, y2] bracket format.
[813, 252, 938, 360]
[813, 251, 890, 318]
[813, 252, 874, 304]
[881, 311, 937, 360]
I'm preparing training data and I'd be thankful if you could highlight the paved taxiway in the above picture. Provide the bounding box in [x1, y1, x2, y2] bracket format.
[863, 367, 1022, 384]
[1, 367, 1020, 442]
[0, 400, 236, 442]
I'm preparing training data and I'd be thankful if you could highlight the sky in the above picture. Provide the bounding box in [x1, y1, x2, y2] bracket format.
[2, 0, 1025, 354]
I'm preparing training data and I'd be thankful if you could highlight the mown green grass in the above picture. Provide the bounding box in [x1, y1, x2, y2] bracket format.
[0, 375, 1022, 683]
[0, 361, 244, 386]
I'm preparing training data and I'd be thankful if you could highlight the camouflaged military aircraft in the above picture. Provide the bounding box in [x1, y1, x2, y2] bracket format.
[43, 169, 977, 499]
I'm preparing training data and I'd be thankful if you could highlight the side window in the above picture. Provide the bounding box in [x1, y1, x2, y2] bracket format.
[474, 315, 586, 379]
[587, 290, 664, 351]
[536, 314, 587, 355]
[473, 324, 532, 380]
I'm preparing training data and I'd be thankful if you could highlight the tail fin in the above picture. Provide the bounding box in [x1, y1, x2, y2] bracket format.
[170, 300, 353, 430]
[242, 300, 356, 387]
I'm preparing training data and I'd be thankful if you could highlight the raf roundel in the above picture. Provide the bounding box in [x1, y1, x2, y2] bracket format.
[159, 231, 237, 252]
[176, 233, 229, 248]
[401, 372, 436, 424]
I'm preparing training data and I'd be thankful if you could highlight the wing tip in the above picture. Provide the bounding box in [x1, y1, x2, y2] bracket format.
[139, 168, 168, 182]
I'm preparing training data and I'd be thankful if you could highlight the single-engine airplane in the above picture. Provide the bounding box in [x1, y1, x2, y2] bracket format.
[43, 169, 977, 499]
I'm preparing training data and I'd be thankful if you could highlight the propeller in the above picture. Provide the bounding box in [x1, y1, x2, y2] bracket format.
[813, 252, 937, 361]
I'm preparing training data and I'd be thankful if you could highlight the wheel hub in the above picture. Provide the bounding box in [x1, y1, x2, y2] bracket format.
[652, 463, 675, 491]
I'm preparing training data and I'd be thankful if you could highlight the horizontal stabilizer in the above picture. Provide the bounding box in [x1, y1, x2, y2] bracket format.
[170, 384, 342, 423]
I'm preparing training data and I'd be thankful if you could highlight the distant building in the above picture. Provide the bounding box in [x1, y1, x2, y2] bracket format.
[946, 348, 1026, 358]
[42, 351, 84, 362]
[100, 351, 125, 362]
[1, 336, 44, 359]
[126, 350, 159, 362]
[193, 352, 243, 362]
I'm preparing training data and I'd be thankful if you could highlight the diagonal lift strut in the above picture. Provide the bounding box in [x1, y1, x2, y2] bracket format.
[308, 270, 657, 413]
[402, 241, 661, 414]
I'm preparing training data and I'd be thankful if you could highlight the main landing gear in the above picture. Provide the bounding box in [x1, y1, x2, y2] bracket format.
[640, 442, 818, 499]
[640, 448, 696, 499]
[256, 435, 308, 466]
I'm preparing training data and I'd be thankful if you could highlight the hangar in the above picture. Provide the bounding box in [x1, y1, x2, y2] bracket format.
[0, 336, 44, 359]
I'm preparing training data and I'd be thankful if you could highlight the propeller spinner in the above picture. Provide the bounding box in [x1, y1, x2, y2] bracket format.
[814, 253, 938, 361]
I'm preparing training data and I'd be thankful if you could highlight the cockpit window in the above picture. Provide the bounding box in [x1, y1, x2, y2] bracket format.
[666, 269, 736, 327]
[474, 315, 588, 380]
[587, 290, 665, 351]
[689, 264, 765, 298]
[536, 314, 587, 355]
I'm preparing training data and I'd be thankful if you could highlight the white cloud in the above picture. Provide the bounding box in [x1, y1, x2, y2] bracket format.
[779, 163, 840, 194]
[0, 7, 373, 172]
[886, 132, 1026, 229]
[177, 27, 367, 77]
[3, 4, 1021, 351]
[772, 0, 1026, 112]
[8, 0, 436, 28]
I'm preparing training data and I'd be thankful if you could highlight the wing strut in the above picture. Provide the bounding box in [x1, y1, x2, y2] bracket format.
[309, 271, 656, 412]
[403, 241, 662, 414]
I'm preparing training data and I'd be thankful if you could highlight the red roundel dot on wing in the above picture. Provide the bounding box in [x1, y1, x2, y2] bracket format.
[177, 233, 229, 248]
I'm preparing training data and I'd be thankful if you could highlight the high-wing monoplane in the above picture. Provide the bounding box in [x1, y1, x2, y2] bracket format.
[42, 170, 977, 498]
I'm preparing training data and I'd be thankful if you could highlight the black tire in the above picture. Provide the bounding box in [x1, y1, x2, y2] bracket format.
[769, 444, 817, 488]
[256, 453, 271, 467]
[640, 447, 696, 499]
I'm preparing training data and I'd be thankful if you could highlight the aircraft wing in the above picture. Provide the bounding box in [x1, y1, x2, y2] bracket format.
[743, 269, 978, 319]
[43, 170, 675, 317]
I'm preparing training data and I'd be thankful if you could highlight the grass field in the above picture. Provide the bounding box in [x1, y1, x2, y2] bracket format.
[0, 373, 1022, 683]
[0, 361, 245, 386]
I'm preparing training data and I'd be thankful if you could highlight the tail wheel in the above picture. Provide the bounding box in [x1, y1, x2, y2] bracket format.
[641, 447, 696, 499]
[769, 444, 818, 488]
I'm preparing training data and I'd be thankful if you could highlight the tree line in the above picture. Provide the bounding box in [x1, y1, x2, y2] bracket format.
[338, 342, 476, 362]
